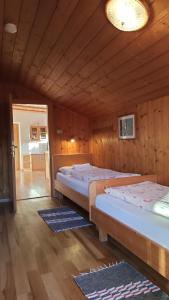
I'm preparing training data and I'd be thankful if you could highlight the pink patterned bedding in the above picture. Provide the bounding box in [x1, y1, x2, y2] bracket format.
[105, 181, 169, 218]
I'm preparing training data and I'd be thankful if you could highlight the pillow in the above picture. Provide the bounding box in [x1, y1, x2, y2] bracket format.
[72, 163, 91, 170]
[58, 166, 72, 175]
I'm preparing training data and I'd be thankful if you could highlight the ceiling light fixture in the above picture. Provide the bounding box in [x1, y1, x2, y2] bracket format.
[105, 0, 150, 32]
[4, 23, 17, 34]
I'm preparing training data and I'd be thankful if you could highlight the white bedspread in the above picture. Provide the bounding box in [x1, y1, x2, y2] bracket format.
[56, 173, 89, 196]
[105, 181, 169, 218]
[95, 194, 169, 250]
[71, 167, 140, 183]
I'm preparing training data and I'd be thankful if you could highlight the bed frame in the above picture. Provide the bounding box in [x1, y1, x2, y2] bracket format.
[53, 154, 158, 213]
[89, 175, 169, 280]
[53, 153, 91, 211]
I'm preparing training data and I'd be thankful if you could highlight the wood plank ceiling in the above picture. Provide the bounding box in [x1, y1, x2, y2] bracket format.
[1, 0, 169, 117]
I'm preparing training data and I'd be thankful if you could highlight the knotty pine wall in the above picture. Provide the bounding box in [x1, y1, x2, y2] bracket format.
[91, 96, 169, 186]
[0, 100, 10, 201]
[52, 104, 90, 154]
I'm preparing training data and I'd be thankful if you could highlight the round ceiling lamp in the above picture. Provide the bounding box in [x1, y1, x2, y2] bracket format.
[4, 23, 17, 34]
[105, 0, 150, 32]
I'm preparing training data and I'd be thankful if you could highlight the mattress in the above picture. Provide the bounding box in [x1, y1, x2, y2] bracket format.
[104, 181, 169, 212]
[56, 172, 89, 197]
[95, 194, 169, 250]
[71, 167, 140, 183]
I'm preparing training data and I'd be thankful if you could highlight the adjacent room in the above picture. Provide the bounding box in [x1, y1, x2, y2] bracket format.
[12, 104, 50, 200]
[0, 1, 169, 299]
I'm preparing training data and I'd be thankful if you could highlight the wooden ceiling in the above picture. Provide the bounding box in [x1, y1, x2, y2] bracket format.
[1, 0, 169, 118]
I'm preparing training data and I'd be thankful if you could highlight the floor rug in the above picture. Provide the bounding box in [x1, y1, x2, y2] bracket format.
[38, 206, 92, 233]
[74, 262, 169, 299]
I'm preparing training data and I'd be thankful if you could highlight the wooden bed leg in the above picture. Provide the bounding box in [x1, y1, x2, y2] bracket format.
[99, 228, 108, 242]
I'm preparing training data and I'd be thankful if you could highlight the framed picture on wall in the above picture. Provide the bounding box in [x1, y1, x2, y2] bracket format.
[118, 114, 136, 139]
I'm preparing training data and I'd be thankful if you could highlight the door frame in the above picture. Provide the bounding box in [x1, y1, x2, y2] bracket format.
[10, 100, 55, 209]
[13, 122, 22, 170]
[9, 94, 17, 212]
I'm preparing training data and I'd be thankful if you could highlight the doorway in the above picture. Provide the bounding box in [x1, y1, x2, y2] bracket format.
[12, 104, 51, 200]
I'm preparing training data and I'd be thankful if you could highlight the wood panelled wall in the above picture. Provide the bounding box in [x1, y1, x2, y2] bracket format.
[0, 100, 10, 200]
[91, 96, 169, 186]
[5, 82, 90, 155]
[52, 104, 90, 154]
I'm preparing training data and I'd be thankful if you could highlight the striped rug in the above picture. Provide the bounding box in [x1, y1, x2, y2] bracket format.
[38, 206, 92, 233]
[74, 262, 168, 299]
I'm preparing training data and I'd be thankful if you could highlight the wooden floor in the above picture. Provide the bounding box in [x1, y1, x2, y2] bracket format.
[0, 198, 168, 300]
[16, 170, 50, 200]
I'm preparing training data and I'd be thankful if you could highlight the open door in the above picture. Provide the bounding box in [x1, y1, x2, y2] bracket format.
[8, 94, 17, 212]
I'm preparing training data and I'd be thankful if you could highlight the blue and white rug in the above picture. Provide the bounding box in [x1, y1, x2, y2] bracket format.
[38, 206, 92, 233]
[74, 262, 169, 299]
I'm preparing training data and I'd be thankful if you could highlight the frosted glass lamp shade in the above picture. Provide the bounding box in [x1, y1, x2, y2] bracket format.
[105, 0, 150, 31]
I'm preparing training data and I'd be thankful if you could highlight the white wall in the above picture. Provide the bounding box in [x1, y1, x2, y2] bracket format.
[13, 109, 48, 159]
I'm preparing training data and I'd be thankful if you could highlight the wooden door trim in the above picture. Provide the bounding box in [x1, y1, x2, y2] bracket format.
[47, 102, 54, 197]
[13, 122, 21, 170]
[9, 94, 17, 212]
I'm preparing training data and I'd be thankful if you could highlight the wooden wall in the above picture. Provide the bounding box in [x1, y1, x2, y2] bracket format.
[5, 82, 90, 155]
[0, 100, 10, 201]
[91, 96, 169, 186]
[52, 104, 90, 154]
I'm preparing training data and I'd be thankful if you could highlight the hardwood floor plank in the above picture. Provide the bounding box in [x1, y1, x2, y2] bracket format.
[0, 263, 7, 293]
[72, 229, 105, 260]
[16, 170, 50, 200]
[62, 278, 85, 300]
[4, 262, 17, 300]
[17, 293, 33, 300]
[35, 246, 51, 275]
[0, 197, 168, 300]
[0, 290, 5, 300]
[28, 270, 50, 300]
[42, 272, 66, 300]
[5, 212, 31, 296]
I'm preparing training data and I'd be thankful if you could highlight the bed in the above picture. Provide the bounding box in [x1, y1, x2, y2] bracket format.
[52, 153, 155, 212]
[52, 153, 91, 211]
[89, 176, 169, 280]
